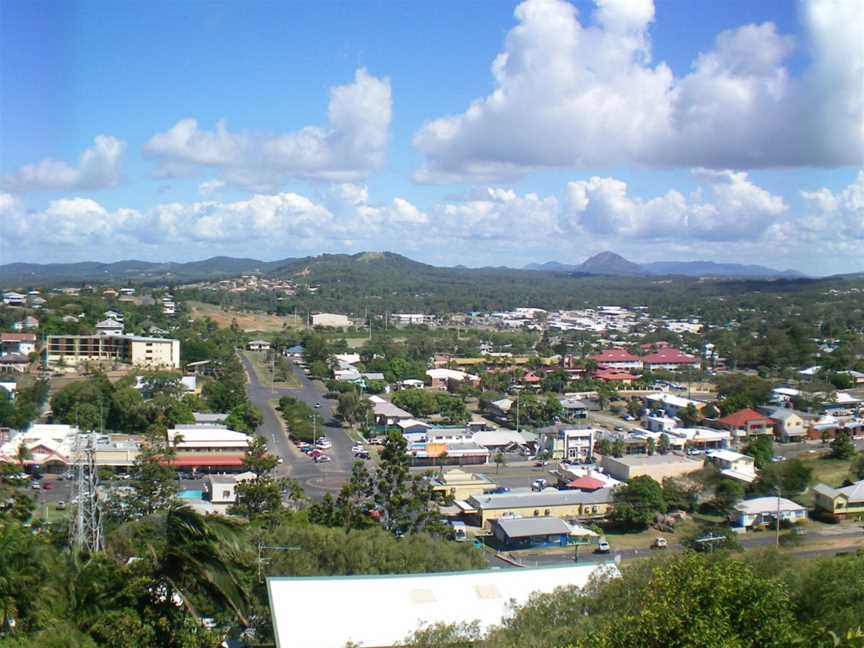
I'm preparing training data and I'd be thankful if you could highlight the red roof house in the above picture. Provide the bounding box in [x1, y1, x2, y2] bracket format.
[589, 349, 642, 369]
[641, 348, 700, 369]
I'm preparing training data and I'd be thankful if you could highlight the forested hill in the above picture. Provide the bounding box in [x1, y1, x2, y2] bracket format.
[0, 256, 296, 285]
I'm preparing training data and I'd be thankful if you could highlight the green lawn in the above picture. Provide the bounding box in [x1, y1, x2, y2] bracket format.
[795, 454, 855, 508]
[244, 351, 301, 389]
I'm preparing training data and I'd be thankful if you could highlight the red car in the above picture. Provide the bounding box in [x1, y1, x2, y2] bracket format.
[42, 482, 53, 491]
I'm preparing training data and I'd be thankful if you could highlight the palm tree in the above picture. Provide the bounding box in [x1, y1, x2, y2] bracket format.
[494, 450, 507, 474]
[15, 444, 32, 473]
[149, 503, 251, 626]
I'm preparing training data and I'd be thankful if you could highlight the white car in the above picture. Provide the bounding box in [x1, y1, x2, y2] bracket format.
[596, 539, 611, 553]
[314, 454, 332, 463]
[316, 439, 332, 449]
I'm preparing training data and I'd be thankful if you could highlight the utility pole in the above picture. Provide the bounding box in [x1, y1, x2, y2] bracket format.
[775, 486, 781, 547]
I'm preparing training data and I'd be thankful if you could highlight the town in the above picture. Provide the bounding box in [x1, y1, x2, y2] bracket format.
[1, 264, 864, 646]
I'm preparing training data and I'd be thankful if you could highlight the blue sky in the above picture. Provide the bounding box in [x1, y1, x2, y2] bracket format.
[1, 0, 862, 274]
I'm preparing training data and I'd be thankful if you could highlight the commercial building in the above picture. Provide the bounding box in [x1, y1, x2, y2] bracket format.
[600, 453, 702, 482]
[426, 368, 481, 390]
[492, 517, 573, 549]
[167, 427, 250, 471]
[267, 563, 617, 648]
[465, 488, 614, 528]
[589, 349, 643, 370]
[311, 313, 351, 328]
[44, 334, 181, 369]
[430, 469, 497, 501]
[550, 428, 596, 462]
[390, 313, 434, 326]
[641, 348, 701, 371]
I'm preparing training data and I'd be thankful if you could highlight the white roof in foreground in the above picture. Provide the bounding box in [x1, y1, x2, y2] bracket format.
[267, 563, 617, 648]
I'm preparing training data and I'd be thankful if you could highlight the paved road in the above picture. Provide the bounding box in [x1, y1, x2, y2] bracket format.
[239, 352, 355, 499]
[496, 528, 864, 569]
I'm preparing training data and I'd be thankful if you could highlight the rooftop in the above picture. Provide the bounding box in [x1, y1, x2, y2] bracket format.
[494, 516, 572, 538]
[468, 487, 613, 510]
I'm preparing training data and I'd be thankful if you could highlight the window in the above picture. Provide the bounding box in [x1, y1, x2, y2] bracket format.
[544, 509, 551, 516]
[533, 509, 539, 516]
[222, 490, 231, 499]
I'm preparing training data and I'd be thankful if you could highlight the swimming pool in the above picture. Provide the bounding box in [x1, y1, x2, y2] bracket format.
[179, 489, 204, 501]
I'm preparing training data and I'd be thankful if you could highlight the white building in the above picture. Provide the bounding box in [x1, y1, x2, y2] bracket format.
[44, 335, 181, 369]
[96, 319, 124, 336]
[390, 313, 434, 326]
[312, 313, 351, 328]
[268, 563, 617, 648]
[706, 449, 757, 483]
[551, 428, 596, 462]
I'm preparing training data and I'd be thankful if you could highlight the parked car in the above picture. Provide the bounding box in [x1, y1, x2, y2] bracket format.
[533, 460, 548, 467]
[595, 539, 611, 553]
[314, 454, 331, 463]
[623, 415, 635, 422]
[614, 426, 625, 432]
[353, 450, 370, 459]
[652, 537, 668, 549]
[770, 455, 786, 463]
[316, 438, 332, 449]
[55, 501, 66, 510]
[491, 486, 511, 494]
[42, 482, 53, 491]
[31, 482, 41, 490]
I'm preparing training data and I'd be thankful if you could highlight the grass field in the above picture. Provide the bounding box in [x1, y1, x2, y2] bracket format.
[188, 300, 301, 332]
[243, 351, 301, 389]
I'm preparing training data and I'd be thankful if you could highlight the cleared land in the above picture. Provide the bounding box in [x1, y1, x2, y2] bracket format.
[188, 300, 301, 332]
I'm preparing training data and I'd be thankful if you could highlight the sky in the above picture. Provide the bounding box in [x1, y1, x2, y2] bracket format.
[1, 0, 862, 275]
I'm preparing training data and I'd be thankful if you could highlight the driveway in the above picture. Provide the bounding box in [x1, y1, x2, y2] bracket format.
[239, 352, 355, 499]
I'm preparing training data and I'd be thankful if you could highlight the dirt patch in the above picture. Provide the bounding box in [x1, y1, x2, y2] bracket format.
[188, 301, 301, 332]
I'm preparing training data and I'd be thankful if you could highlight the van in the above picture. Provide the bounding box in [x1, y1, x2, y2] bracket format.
[531, 478, 548, 491]
[451, 521, 468, 542]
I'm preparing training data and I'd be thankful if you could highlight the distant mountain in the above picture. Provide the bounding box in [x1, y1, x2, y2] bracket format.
[578, 251, 644, 276]
[524, 261, 579, 272]
[523, 253, 805, 278]
[642, 260, 805, 279]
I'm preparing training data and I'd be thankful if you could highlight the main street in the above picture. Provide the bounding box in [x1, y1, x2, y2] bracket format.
[239, 351, 355, 499]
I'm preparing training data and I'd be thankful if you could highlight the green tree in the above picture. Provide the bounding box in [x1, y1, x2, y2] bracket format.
[743, 435, 774, 470]
[225, 401, 263, 434]
[713, 479, 745, 516]
[830, 430, 857, 460]
[117, 424, 178, 521]
[231, 435, 300, 520]
[612, 476, 666, 529]
[657, 433, 671, 455]
[494, 450, 507, 474]
[661, 477, 699, 512]
[753, 458, 812, 498]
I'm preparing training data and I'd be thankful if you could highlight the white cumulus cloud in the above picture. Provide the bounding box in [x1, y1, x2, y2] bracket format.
[413, 0, 864, 183]
[0, 136, 126, 193]
[144, 69, 392, 189]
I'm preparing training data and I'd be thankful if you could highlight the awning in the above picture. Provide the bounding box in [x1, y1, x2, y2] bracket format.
[455, 500, 477, 513]
[170, 455, 245, 468]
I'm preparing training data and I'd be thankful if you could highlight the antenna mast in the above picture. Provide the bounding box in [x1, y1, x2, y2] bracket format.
[71, 430, 103, 553]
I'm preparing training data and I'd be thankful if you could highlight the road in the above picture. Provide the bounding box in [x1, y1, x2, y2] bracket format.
[489, 527, 864, 569]
[239, 351, 355, 499]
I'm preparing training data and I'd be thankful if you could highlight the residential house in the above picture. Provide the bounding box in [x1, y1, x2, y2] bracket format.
[12, 316, 39, 331]
[96, 319, 124, 336]
[644, 393, 706, 418]
[370, 397, 414, 427]
[765, 407, 807, 442]
[642, 415, 677, 433]
[1, 333, 36, 357]
[715, 408, 775, 445]
[706, 449, 757, 483]
[733, 497, 807, 529]
[593, 369, 638, 384]
[813, 481, 864, 520]
[426, 368, 480, 390]
[559, 398, 588, 420]
[2, 292, 26, 307]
